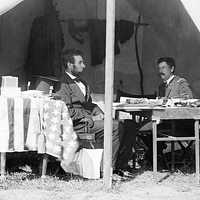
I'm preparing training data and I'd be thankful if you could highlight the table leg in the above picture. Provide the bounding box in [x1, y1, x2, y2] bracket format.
[41, 154, 48, 178]
[152, 120, 157, 176]
[195, 120, 199, 184]
[0, 152, 6, 178]
[171, 141, 175, 171]
[171, 121, 175, 171]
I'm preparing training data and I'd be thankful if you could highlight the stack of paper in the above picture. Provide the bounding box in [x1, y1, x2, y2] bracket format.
[1, 76, 21, 97]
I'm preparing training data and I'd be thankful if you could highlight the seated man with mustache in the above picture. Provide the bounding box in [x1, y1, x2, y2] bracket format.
[139, 57, 193, 165]
[55, 49, 137, 178]
[156, 57, 193, 99]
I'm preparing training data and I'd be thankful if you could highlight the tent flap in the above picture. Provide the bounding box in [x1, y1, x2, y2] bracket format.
[0, 0, 24, 16]
[180, 0, 200, 32]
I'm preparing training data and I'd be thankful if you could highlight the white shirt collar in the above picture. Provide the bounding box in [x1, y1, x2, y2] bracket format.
[65, 72, 86, 96]
[165, 75, 175, 85]
[66, 71, 77, 80]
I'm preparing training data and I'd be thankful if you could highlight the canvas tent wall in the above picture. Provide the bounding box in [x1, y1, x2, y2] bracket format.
[0, 0, 200, 96]
[136, 0, 200, 98]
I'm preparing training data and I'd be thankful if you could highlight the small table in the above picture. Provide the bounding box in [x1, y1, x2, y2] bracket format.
[0, 96, 77, 178]
[114, 104, 200, 182]
[151, 107, 200, 183]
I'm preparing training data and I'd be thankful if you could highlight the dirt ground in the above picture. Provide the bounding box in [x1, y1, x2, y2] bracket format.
[0, 170, 200, 200]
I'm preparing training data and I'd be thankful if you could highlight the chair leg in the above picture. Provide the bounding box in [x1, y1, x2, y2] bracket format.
[41, 154, 48, 178]
[161, 152, 170, 170]
[89, 141, 95, 149]
[152, 120, 157, 175]
[179, 141, 194, 162]
[171, 141, 175, 171]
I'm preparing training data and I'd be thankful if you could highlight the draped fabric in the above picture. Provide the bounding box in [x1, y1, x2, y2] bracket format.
[0, 97, 36, 152]
[25, 13, 65, 80]
[61, 148, 103, 179]
[0, 0, 23, 16]
[0, 94, 103, 178]
[41, 99, 79, 162]
[0, 96, 78, 169]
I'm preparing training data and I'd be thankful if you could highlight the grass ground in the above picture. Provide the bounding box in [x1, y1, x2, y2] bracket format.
[1, 148, 199, 200]
[0, 169, 200, 200]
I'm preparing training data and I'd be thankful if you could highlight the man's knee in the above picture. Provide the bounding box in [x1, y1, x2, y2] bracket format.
[113, 120, 119, 131]
[112, 120, 120, 141]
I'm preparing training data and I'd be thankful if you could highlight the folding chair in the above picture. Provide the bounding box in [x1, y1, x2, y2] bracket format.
[156, 121, 195, 171]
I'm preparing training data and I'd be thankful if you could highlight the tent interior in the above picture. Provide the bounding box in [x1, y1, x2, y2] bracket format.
[0, 0, 200, 97]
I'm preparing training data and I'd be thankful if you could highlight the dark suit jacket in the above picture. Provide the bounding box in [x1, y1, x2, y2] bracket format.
[158, 75, 193, 98]
[55, 73, 99, 129]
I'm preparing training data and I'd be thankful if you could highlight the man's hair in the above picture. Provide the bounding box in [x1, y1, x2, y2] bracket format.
[157, 57, 176, 70]
[62, 49, 83, 69]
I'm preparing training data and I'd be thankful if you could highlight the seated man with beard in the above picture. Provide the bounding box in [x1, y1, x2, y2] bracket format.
[55, 49, 137, 178]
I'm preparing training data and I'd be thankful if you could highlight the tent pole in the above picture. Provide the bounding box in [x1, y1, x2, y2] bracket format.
[103, 0, 115, 189]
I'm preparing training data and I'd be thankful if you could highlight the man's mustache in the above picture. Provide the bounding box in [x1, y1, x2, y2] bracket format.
[159, 73, 165, 76]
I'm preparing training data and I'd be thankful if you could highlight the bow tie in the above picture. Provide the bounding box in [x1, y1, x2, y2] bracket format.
[163, 82, 168, 88]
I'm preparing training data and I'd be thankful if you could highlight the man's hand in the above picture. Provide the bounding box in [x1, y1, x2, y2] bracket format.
[91, 106, 104, 116]
[79, 116, 94, 128]
[92, 113, 104, 121]
[91, 106, 104, 121]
